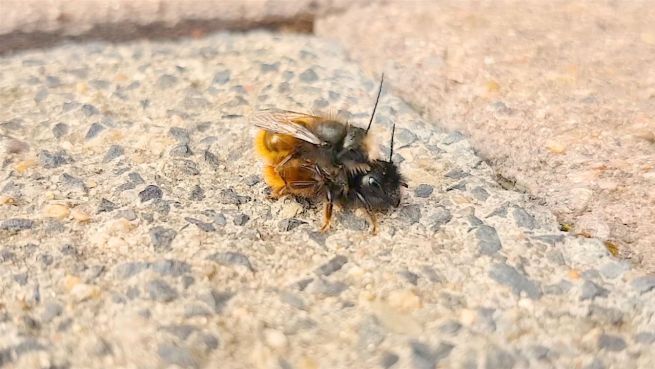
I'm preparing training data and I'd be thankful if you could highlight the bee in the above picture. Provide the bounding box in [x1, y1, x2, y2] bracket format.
[252, 75, 406, 233]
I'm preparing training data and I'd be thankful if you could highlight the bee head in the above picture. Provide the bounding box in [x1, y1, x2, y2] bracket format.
[357, 160, 404, 209]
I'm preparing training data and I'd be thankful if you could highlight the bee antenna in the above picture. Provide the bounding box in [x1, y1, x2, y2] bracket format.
[366, 73, 384, 133]
[389, 123, 396, 162]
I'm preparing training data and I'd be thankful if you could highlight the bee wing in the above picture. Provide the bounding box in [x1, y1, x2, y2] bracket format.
[251, 109, 324, 145]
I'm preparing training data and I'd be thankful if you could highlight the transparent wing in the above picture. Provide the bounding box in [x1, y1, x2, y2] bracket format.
[251, 109, 323, 145]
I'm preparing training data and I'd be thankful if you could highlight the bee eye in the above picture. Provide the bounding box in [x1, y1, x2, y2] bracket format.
[368, 177, 381, 189]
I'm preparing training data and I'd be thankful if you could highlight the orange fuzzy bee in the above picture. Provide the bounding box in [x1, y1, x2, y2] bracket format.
[252, 76, 406, 232]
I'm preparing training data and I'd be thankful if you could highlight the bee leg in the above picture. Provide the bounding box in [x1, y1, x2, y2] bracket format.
[366, 210, 378, 235]
[274, 151, 296, 174]
[355, 191, 377, 234]
[320, 190, 334, 233]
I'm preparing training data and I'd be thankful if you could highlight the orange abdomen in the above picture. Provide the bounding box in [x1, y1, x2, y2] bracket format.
[254, 130, 298, 164]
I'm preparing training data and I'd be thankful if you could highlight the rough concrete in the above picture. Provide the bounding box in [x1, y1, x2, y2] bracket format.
[0, 0, 371, 53]
[1, 32, 654, 369]
[316, 0, 655, 271]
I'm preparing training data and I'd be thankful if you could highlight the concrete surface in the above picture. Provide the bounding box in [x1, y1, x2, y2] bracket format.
[1, 31, 655, 369]
[316, 0, 655, 271]
[0, 0, 371, 53]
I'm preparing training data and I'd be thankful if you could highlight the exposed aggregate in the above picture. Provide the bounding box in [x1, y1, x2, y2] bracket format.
[0, 32, 654, 369]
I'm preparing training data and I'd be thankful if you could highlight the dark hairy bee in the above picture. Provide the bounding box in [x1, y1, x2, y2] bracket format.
[252, 75, 406, 232]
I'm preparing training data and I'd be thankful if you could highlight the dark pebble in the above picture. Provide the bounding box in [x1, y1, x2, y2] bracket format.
[278, 218, 307, 232]
[97, 198, 117, 214]
[184, 95, 210, 109]
[61, 173, 87, 191]
[442, 131, 464, 145]
[34, 88, 48, 103]
[410, 340, 454, 369]
[182, 276, 195, 289]
[244, 175, 260, 186]
[429, 207, 452, 230]
[588, 304, 624, 326]
[46, 75, 61, 87]
[260, 62, 280, 72]
[381, 352, 399, 369]
[532, 234, 565, 245]
[233, 213, 250, 226]
[513, 207, 536, 229]
[399, 270, 419, 285]
[146, 279, 178, 302]
[634, 332, 655, 344]
[309, 277, 348, 296]
[39, 149, 72, 168]
[149, 226, 177, 251]
[476, 225, 502, 255]
[81, 104, 99, 116]
[485, 347, 515, 369]
[85, 122, 105, 140]
[438, 320, 462, 335]
[471, 186, 490, 201]
[52, 123, 69, 138]
[197, 333, 219, 352]
[178, 160, 200, 175]
[1, 218, 34, 231]
[218, 189, 251, 205]
[13, 272, 28, 286]
[151, 259, 191, 277]
[544, 280, 573, 295]
[157, 343, 197, 368]
[169, 127, 190, 144]
[204, 150, 220, 169]
[339, 212, 368, 231]
[597, 334, 626, 352]
[114, 261, 150, 279]
[580, 280, 609, 300]
[585, 358, 606, 369]
[185, 217, 215, 232]
[213, 70, 231, 85]
[90, 79, 110, 90]
[445, 181, 466, 192]
[157, 74, 178, 89]
[189, 185, 205, 201]
[395, 128, 417, 149]
[445, 168, 469, 179]
[128, 172, 145, 184]
[160, 324, 197, 340]
[199, 289, 234, 313]
[467, 214, 483, 227]
[631, 275, 655, 294]
[213, 213, 227, 226]
[278, 82, 290, 93]
[400, 205, 422, 224]
[139, 185, 163, 202]
[414, 184, 433, 198]
[103, 145, 124, 162]
[489, 262, 542, 300]
[207, 251, 255, 272]
[314, 255, 348, 276]
[299, 68, 318, 82]
[41, 301, 63, 323]
[170, 144, 193, 157]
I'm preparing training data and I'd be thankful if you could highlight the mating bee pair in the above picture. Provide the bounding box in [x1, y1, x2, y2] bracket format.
[252, 76, 406, 233]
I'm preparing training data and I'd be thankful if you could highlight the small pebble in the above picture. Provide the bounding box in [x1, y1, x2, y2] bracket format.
[414, 184, 433, 198]
[42, 204, 70, 219]
[71, 208, 91, 223]
[85, 123, 105, 140]
[139, 185, 163, 202]
[233, 213, 250, 226]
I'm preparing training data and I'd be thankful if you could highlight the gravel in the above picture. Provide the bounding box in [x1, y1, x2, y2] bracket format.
[0, 31, 653, 369]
